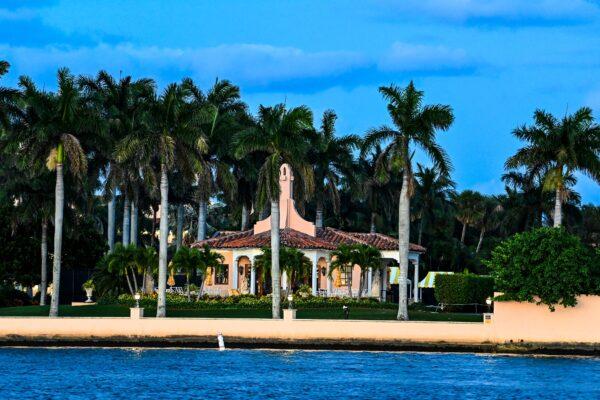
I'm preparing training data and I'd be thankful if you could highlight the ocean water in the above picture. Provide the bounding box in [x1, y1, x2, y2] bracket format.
[0, 348, 598, 399]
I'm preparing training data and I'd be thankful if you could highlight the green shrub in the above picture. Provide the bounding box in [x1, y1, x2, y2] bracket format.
[105, 293, 397, 310]
[485, 227, 600, 310]
[0, 285, 32, 307]
[434, 273, 494, 309]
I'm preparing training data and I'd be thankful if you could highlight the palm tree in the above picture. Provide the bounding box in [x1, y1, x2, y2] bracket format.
[363, 82, 453, 320]
[354, 145, 399, 234]
[11, 70, 91, 317]
[413, 163, 456, 246]
[506, 108, 600, 227]
[79, 71, 155, 251]
[453, 190, 484, 244]
[105, 244, 140, 295]
[195, 245, 224, 299]
[308, 110, 358, 228]
[329, 244, 356, 297]
[350, 244, 382, 298]
[117, 82, 209, 317]
[474, 195, 503, 254]
[185, 78, 245, 241]
[234, 104, 314, 318]
[171, 246, 202, 301]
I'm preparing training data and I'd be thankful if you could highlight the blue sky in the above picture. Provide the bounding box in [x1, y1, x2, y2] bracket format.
[2, 0, 600, 203]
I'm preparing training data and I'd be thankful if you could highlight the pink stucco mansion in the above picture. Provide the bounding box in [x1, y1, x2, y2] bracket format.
[192, 164, 425, 301]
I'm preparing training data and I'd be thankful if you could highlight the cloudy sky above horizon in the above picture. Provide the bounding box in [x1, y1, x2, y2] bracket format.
[2, 0, 600, 203]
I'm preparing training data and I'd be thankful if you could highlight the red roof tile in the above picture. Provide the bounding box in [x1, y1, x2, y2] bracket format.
[192, 227, 425, 253]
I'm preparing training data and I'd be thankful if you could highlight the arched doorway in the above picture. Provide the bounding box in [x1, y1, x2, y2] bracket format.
[237, 256, 251, 294]
[317, 257, 328, 294]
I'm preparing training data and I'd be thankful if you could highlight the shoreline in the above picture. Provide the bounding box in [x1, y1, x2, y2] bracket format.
[1, 336, 598, 356]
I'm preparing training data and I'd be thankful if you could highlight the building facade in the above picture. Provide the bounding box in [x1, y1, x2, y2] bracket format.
[191, 164, 425, 300]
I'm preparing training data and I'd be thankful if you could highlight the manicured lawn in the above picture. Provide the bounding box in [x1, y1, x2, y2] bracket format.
[0, 305, 482, 322]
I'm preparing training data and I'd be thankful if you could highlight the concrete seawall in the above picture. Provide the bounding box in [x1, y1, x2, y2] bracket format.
[0, 296, 598, 354]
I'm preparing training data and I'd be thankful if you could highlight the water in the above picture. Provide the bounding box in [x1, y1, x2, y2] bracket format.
[0, 348, 599, 399]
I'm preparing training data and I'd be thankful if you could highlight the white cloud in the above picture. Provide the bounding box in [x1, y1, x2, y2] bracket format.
[0, 41, 476, 90]
[379, 42, 471, 72]
[376, 0, 600, 23]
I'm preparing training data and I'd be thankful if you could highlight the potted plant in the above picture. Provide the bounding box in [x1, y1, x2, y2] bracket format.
[82, 279, 95, 303]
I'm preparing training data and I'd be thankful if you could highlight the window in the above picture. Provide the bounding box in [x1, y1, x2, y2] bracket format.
[215, 264, 229, 285]
[340, 267, 352, 286]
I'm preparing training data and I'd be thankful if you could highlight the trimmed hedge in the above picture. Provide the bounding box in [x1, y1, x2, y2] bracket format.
[434, 273, 494, 308]
[101, 293, 397, 310]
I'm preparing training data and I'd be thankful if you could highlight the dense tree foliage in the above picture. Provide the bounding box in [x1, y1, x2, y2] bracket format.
[486, 228, 600, 310]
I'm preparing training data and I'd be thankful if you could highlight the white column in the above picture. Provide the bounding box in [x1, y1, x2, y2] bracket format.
[326, 263, 332, 296]
[381, 266, 388, 301]
[413, 258, 419, 302]
[311, 255, 318, 296]
[250, 265, 256, 295]
[281, 271, 287, 290]
[232, 257, 239, 289]
[367, 268, 372, 297]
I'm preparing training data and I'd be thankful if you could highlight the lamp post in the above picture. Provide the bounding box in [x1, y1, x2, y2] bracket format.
[287, 294, 293, 310]
[134, 292, 141, 309]
[486, 297, 492, 312]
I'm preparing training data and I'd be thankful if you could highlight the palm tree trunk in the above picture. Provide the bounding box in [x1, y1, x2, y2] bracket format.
[130, 267, 139, 293]
[151, 206, 157, 247]
[358, 270, 364, 299]
[130, 200, 138, 247]
[270, 199, 281, 319]
[186, 274, 191, 302]
[370, 212, 376, 234]
[124, 271, 135, 296]
[144, 270, 154, 295]
[40, 220, 48, 306]
[122, 196, 130, 246]
[49, 163, 64, 317]
[460, 222, 467, 244]
[418, 217, 424, 246]
[396, 167, 410, 321]
[241, 204, 249, 231]
[553, 187, 562, 227]
[315, 200, 324, 228]
[176, 203, 184, 249]
[157, 163, 169, 318]
[476, 227, 485, 254]
[347, 266, 352, 297]
[107, 192, 116, 252]
[197, 200, 207, 241]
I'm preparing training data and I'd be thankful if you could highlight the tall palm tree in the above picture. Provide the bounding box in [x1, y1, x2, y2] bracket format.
[453, 190, 484, 244]
[234, 104, 314, 318]
[117, 82, 209, 317]
[185, 78, 245, 241]
[363, 82, 453, 320]
[474, 195, 503, 254]
[506, 108, 600, 227]
[308, 110, 358, 228]
[413, 163, 456, 246]
[79, 71, 155, 251]
[354, 144, 399, 234]
[11, 70, 91, 316]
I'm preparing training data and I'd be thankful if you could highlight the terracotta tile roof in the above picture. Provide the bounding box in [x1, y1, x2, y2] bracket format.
[191, 228, 337, 250]
[317, 227, 426, 253]
[192, 227, 425, 253]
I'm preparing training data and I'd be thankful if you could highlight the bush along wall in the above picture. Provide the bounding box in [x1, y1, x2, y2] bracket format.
[434, 273, 494, 311]
[100, 293, 398, 310]
[485, 227, 600, 310]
